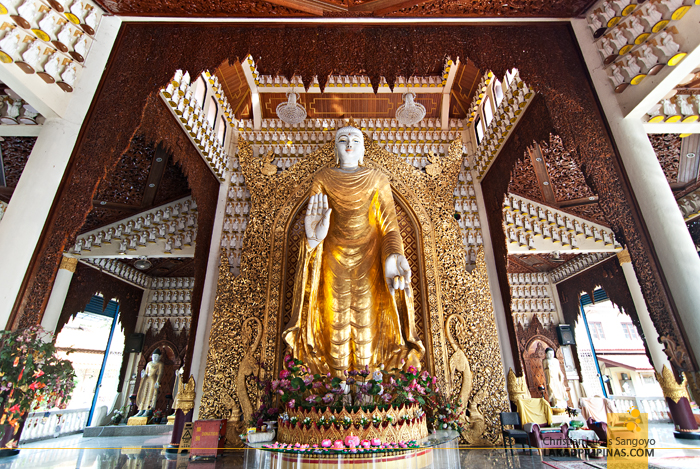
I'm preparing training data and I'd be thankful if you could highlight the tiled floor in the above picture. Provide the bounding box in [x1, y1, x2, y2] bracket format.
[0, 423, 695, 468]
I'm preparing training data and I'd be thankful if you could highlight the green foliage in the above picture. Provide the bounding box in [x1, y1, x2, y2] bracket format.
[0, 326, 76, 438]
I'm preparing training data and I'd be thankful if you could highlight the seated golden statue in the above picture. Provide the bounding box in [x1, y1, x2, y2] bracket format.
[283, 125, 425, 378]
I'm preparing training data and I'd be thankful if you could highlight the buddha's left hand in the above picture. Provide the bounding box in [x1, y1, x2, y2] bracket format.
[385, 254, 411, 295]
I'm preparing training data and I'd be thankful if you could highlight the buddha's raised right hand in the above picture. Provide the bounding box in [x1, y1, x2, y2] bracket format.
[305, 193, 332, 249]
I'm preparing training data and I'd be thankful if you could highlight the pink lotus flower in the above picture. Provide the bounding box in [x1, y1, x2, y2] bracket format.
[280, 369, 291, 379]
[288, 399, 295, 408]
[407, 366, 417, 374]
[321, 439, 332, 448]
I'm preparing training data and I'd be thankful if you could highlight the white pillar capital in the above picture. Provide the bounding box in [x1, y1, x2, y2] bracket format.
[616, 249, 631, 265]
[59, 255, 79, 273]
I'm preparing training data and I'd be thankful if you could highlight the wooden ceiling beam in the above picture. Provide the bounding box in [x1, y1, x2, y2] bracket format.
[141, 145, 170, 209]
[90, 201, 142, 212]
[349, 0, 431, 15]
[266, 0, 347, 15]
[527, 143, 557, 205]
[558, 196, 599, 208]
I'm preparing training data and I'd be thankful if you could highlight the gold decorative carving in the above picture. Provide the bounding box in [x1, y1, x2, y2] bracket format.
[199, 134, 508, 445]
[657, 364, 690, 404]
[462, 387, 492, 446]
[260, 150, 278, 176]
[616, 249, 631, 265]
[173, 375, 196, 414]
[424, 151, 442, 177]
[446, 314, 472, 414]
[507, 368, 531, 402]
[59, 255, 78, 273]
[277, 405, 428, 445]
[235, 317, 262, 424]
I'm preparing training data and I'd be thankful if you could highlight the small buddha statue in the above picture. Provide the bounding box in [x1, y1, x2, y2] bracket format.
[135, 348, 164, 417]
[542, 347, 568, 409]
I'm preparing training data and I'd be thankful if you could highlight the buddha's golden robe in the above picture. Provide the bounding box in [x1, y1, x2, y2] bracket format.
[283, 167, 425, 377]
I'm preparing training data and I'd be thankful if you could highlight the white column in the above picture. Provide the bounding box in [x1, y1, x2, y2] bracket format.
[572, 19, 700, 366]
[617, 250, 671, 373]
[0, 16, 121, 329]
[41, 255, 78, 334]
[472, 177, 515, 377]
[191, 176, 230, 419]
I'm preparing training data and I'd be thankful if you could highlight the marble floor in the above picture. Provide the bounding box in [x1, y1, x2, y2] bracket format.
[0, 423, 694, 468]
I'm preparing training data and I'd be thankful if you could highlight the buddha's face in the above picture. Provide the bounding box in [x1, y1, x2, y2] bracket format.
[335, 128, 364, 170]
[545, 349, 554, 359]
[152, 353, 161, 363]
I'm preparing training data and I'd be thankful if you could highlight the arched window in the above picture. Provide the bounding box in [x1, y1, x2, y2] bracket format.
[217, 116, 226, 144]
[193, 76, 207, 107]
[483, 96, 493, 127]
[207, 97, 218, 126]
[493, 79, 504, 107]
[474, 116, 484, 145]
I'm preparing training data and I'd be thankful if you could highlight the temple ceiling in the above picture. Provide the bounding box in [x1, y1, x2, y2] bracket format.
[507, 253, 579, 274]
[507, 134, 608, 227]
[121, 257, 195, 277]
[80, 134, 191, 234]
[93, 0, 595, 17]
[216, 60, 482, 120]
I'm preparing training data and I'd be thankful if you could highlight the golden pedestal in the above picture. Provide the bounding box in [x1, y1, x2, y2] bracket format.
[127, 416, 149, 426]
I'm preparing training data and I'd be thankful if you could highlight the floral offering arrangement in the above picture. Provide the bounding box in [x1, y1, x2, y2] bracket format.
[424, 391, 464, 433]
[268, 355, 446, 444]
[272, 355, 437, 413]
[262, 435, 420, 455]
[0, 326, 76, 440]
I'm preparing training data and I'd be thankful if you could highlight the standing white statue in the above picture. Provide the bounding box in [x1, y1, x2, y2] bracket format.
[542, 347, 568, 409]
[135, 348, 164, 416]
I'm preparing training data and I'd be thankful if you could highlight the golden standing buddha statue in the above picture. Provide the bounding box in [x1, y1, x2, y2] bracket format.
[282, 126, 425, 378]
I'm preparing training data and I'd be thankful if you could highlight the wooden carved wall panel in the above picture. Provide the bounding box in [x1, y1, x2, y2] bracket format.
[508, 156, 542, 201]
[94, 134, 155, 206]
[540, 135, 596, 202]
[94, 0, 594, 18]
[1, 137, 36, 189]
[153, 157, 191, 206]
[95, 0, 310, 17]
[648, 134, 681, 184]
[394, 0, 595, 18]
[523, 339, 548, 400]
[565, 205, 609, 226]
[80, 208, 133, 234]
[260, 93, 441, 119]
